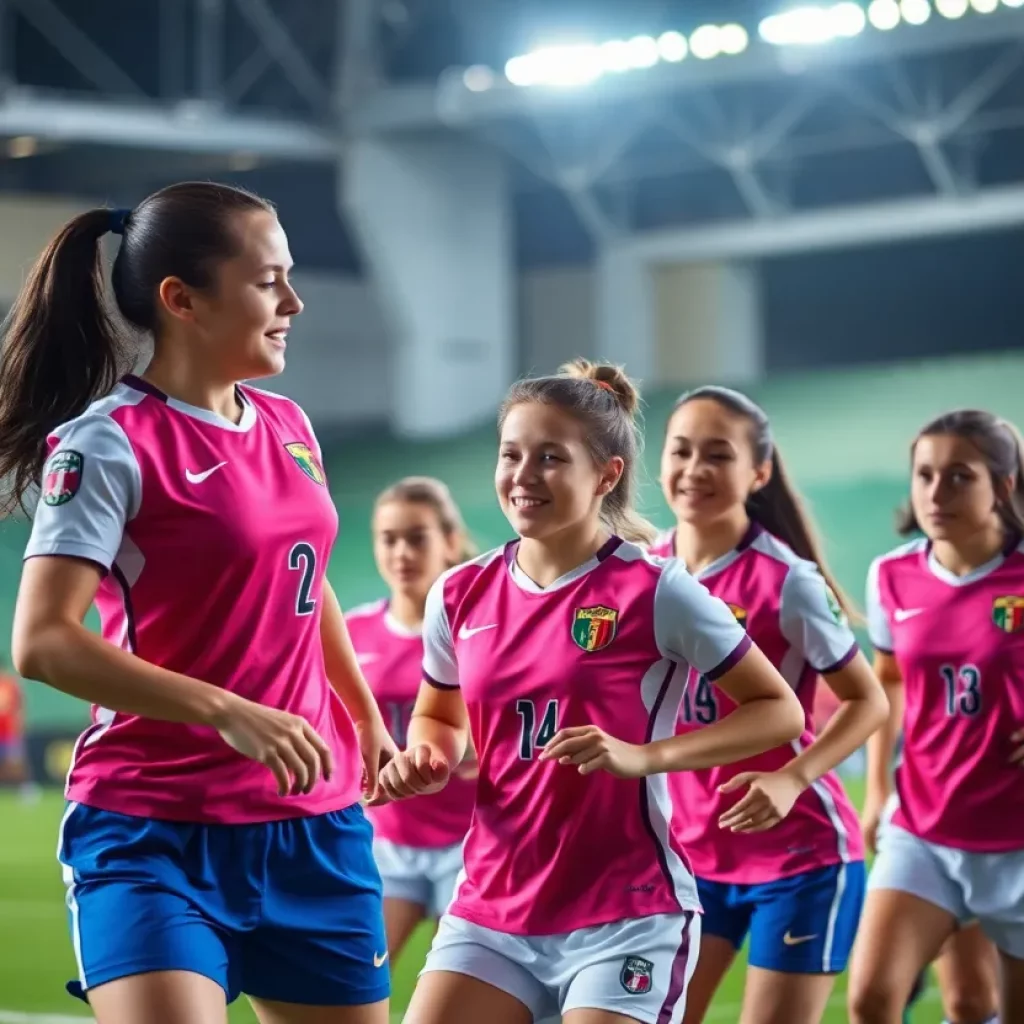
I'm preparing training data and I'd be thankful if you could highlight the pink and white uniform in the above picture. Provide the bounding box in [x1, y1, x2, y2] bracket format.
[419, 536, 751, 1023]
[650, 525, 864, 885]
[24, 375, 362, 823]
[347, 599, 474, 914]
[866, 536, 1024, 955]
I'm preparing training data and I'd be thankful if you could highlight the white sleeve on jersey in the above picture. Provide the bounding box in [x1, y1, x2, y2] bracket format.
[654, 557, 750, 678]
[779, 561, 858, 673]
[865, 556, 895, 652]
[24, 416, 141, 571]
[422, 573, 459, 688]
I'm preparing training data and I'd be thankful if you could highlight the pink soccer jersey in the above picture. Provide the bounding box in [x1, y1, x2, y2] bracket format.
[23, 375, 362, 823]
[651, 526, 864, 885]
[867, 537, 1024, 851]
[421, 536, 751, 936]
[347, 598, 474, 848]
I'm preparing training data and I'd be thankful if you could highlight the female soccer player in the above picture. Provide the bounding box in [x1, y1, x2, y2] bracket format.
[0, 183, 394, 1024]
[347, 477, 477, 959]
[848, 409, 1024, 1024]
[377, 360, 806, 1024]
[651, 386, 888, 1024]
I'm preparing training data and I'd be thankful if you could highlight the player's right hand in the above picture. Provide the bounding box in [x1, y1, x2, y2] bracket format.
[378, 744, 450, 801]
[859, 791, 886, 855]
[212, 695, 335, 797]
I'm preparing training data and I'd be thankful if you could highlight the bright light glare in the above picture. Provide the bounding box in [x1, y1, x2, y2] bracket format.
[657, 30, 688, 61]
[970, 0, 999, 11]
[719, 23, 750, 54]
[504, 55, 537, 86]
[624, 35, 659, 68]
[534, 45, 604, 86]
[900, 0, 932, 23]
[462, 65, 495, 92]
[1003, 0, 1024, 8]
[868, 0, 903, 28]
[936, 0, 969, 14]
[598, 39, 633, 72]
[833, 1, 869, 35]
[689, 24, 722, 59]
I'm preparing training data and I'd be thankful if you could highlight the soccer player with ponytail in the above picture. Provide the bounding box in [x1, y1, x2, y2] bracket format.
[652, 386, 888, 1024]
[347, 477, 478, 960]
[0, 183, 394, 1024]
[849, 409, 1024, 1024]
[377, 362, 804, 1024]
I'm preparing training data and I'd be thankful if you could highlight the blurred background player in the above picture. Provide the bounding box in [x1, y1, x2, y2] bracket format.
[378, 360, 806, 1024]
[0, 654, 30, 793]
[0, 182, 395, 1024]
[652, 387, 888, 1024]
[347, 476, 478, 960]
[849, 409, 1024, 1024]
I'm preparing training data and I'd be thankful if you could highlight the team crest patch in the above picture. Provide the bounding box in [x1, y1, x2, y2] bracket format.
[42, 450, 83, 507]
[572, 605, 618, 652]
[727, 603, 747, 626]
[620, 955, 653, 995]
[285, 442, 326, 486]
[992, 596, 1024, 634]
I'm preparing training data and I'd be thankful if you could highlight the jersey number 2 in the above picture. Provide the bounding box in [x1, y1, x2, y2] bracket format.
[939, 663, 982, 717]
[288, 542, 317, 616]
[516, 698, 560, 760]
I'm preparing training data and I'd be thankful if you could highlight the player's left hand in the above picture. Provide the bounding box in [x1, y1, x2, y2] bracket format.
[716, 770, 804, 833]
[356, 714, 398, 805]
[539, 725, 651, 779]
[1010, 728, 1024, 766]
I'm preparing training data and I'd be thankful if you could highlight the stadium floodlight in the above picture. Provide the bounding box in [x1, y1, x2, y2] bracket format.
[1003, 0, 1024, 7]
[970, 0, 1000, 10]
[868, 0, 903, 28]
[689, 24, 723, 59]
[936, 0, 969, 14]
[759, 3, 867, 46]
[504, 55, 537, 86]
[719, 24, 750, 55]
[624, 35, 660, 68]
[598, 39, 634, 72]
[900, 0, 933, 23]
[657, 31, 689, 61]
[462, 65, 495, 92]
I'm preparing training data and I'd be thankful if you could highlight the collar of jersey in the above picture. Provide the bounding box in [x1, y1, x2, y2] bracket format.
[924, 532, 1023, 588]
[122, 374, 257, 433]
[505, 535, 622, 595]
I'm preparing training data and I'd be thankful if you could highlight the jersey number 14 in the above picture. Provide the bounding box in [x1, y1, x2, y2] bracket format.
[516, 698, 560, 760]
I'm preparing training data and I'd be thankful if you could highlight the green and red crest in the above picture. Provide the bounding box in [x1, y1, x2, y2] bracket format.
[42, 450, 83, 507]
[285, 442, 326, 486]
[572, 605, 618, 652]
[992, 596, 1024, 634]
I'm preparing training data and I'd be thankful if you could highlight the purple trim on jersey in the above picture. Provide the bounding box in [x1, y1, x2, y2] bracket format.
[503, 541, 517, 569]
[109, 563, 137, 653]
[817, 640, 859, 675]
[423, 670, 458, 691]
[873, 644, 894, 655]
[656, 911, 695, 1024]
[736, 521, 764, 552]
[704, 634, 752, 681]
[122, 375, 168, 401]
[640, 662, 684, 900]
[595, 535, 624, 561]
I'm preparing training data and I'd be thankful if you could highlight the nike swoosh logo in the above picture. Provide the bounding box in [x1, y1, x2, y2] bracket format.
[783, 931, 818, 946]
[458, 623, 497, 640]
[894, 608, 924, 623]
[373, 951, 389, 968]
[185, 462, 228, 484]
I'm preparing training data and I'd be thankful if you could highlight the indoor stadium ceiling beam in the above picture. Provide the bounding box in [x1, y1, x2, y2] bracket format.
[353, 9, 1024, 134]
[9, 0, 144, 98]
[0, 92, 341, 158]
[233, 0, 332, 113]
[158, 0, 188, 100]
[196, 0, 224, 102]
[624, 183, 1024, 264]
[334, 0, 382, 116]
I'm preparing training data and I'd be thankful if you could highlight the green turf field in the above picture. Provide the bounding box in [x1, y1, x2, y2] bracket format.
[0, 785, 944, 1023]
